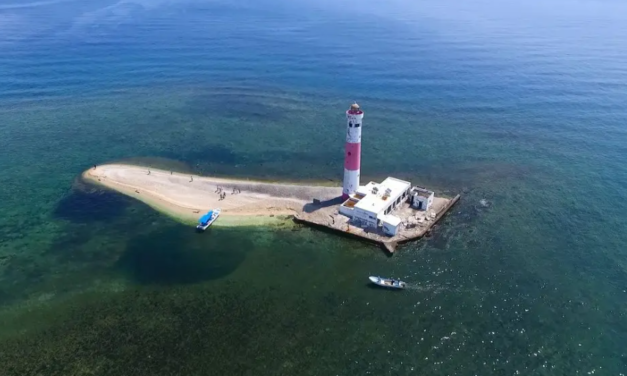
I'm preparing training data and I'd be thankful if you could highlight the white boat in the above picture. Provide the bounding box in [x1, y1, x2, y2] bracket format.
[196, 209, 221, 231]
[369, 276, 406, 289]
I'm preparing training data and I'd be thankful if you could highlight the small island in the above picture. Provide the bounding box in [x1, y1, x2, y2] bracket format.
[83, 163, 458, 253]
[83, 103, 459, 252]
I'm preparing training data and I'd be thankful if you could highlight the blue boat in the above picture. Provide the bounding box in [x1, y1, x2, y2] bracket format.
[196, 208, 221, 231]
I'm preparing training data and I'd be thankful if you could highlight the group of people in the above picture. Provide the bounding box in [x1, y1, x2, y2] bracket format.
[214, 186, 242, 201]
[215, 186, 226, 201]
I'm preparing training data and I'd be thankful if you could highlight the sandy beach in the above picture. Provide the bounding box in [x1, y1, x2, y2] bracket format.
[82, 164, 342, 226]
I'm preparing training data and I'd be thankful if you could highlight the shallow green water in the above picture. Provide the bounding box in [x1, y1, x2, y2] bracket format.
[1, 84, 624, 375]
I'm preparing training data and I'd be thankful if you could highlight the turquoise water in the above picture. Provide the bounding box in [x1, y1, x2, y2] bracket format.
[1, 0, 627, 374]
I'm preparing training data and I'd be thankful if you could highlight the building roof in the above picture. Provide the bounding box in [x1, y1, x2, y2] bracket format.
[355, 182, 376, 197]
[413, 189, 433, 198]
[354, 177, 411, 215]
[381, 214, 401, 227]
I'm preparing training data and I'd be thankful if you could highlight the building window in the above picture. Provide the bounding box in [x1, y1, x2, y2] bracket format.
[354, 123, 361, 127]
[349, 122, 353, 128]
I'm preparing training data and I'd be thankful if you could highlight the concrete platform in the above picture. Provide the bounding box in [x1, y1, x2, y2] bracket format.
[294, 194, 460, 253]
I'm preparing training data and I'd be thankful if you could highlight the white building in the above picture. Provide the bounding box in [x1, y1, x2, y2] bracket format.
[410, 187, 434, 211]
[339, 177, 412, 232]
[381, 214, 401, 236]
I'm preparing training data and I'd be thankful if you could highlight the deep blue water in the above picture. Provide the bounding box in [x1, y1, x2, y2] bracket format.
[1, 0, 627, 374]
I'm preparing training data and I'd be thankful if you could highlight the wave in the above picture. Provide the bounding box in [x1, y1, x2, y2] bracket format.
[0, 0, 82, 10]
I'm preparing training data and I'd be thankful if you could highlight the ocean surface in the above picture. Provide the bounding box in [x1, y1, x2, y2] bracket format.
[1, 0, 627, 374]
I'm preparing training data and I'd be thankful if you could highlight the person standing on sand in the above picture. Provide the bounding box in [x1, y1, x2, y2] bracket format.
[93, 165, 97, 170]
[148, 170, 151, 175]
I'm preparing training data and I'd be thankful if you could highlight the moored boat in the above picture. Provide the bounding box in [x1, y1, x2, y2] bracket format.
[369, 276, 406, 289]
[196, 208, 221, 231]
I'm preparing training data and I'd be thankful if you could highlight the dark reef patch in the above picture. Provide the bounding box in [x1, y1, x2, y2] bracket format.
[162, 143, 240, 166]
[184, 92, 289, 122]
[53, 188, 132, 223]
[116, 226, 247, 285]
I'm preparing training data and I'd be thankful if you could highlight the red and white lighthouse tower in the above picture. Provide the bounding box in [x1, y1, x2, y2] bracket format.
[343, 103, 364, 199]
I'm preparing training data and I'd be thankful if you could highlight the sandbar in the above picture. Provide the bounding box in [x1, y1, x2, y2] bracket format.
[82, 164, 341, 226]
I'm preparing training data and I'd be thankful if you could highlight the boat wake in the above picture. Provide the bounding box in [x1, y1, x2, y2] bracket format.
[403, 284, 490, 297]
[402, 284, 453, 294]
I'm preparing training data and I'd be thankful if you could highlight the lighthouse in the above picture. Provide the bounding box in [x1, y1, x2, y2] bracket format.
[343, 103, 364, 199]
